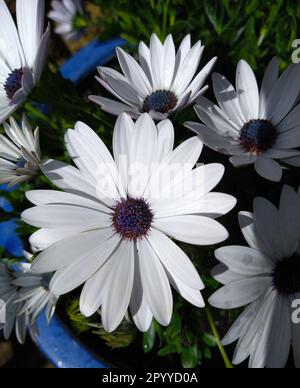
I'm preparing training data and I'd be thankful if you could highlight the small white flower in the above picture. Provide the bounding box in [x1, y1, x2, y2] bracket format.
[0, 0, 50, 123]
[185, 58, 300, 182]
[209, 185, 300, 368]
[89, 34, 217, 120]
[22, 113, 236, 333]
[48, 0, 85, 42]
[0, 115, 41, 186]
[0, 262, 27, 344]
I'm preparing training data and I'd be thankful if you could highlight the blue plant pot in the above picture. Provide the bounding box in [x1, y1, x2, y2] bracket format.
[30, 314, 112, 368]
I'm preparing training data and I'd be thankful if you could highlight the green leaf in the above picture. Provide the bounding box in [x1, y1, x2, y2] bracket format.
[158, 344, 176, 357]
[181, 346, 199, 368]
[143, 322, 156, 353]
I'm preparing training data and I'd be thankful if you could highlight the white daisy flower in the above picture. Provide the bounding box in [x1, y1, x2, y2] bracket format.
[22, 113, 236, 333]
[48, 0, 85, 42]
[89, 34, 217, 120]
[12, 262, 58, 325]
[0, 115, 41, 186]
[209, 185, 300, 368]
[0, 0, 50, 123]
[0, 262, 27, 344]
[185, 58, 300, 182]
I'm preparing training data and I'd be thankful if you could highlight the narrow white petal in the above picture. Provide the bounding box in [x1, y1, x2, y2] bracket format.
[154, 215, 229, 245]
[137, 238, 173, 326]
[236, 60, 259, 120]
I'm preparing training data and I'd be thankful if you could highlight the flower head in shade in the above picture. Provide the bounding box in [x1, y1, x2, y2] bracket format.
[89, 34, 217, 120]
[48, 0, 85, 42]
[0, 0, 50, 123]
[185, 58, 300, 182]
[22, 113, 236, 333]
[0, 115, 41, 187]
[209, 185, 300, 368]
[12, 260, 58, 325]
[0, 262, 27, 344]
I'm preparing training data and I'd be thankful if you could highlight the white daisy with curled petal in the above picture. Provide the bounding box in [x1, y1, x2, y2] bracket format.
[185, 58, 300, 182]
[22, 112, 235, 333]
[89, 34, 217, 120]
[209, 185, 300, 368]
[0, 0, 50, 123]
[0, 115, 41, 186]
[0, 262, 27, 344]
[48, 0, 85, 42]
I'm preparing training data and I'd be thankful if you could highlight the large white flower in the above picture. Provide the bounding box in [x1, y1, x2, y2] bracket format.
[0, 0, 50, 123]
[0, 262, 27, 344]
[22, 113, 236, 333]
[209, 185, 300, 368]
[89, 34, 217, 120]
[48, 0, 85, 42]
[185, 58, 300, 182]
[0, 115, 41, 186]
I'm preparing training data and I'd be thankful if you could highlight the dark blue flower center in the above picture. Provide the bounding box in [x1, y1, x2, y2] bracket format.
[239, 119, 277, 154]
[273, 255, 300, 295]
[143, 90, 177, 114]
[112, 198, 154, 240]
[4, 68, 24, 100]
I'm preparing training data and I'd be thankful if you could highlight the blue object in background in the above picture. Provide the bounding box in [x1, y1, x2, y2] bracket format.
[60, 38, 126, 84]
[0, 184, 23, 257]
[30, 314, 111, 369]
[0, 220, 23, 257]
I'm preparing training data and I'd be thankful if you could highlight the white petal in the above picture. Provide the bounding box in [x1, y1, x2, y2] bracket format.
[116, 47, 152, 98]
[137, 238, 173, 326]
[22, 204, 110, 230]
[41, 159, 99, 198]
[236, 60, 259, 120]
[155, 120, 174, 163]
[17, 0, 45, 67]
[278, 185, 300, 258]
[31, 230, 112, 273]
[149, 33, 164, 90]
[265, 295, 291, 368]
[147, 228, 203, 289]
[101, 240, 134, 332]
[238, 211, 275, 257]
[254, 156, 282, 182]
[154, 215, 228, 245]
[253, 197, 283, 260]
[266, 63, 300, 125]
[0, 0, 24, 69]
[50, 233, 120, 296]
[127, 113, 158, 197]
[212, 72, 245, 126]
[209, 277, 271, 309]
[89, 95, 138, 117]
[130, 247, 153, 332]
[215, 246, 273, 276]
[259, 57, 279, 119]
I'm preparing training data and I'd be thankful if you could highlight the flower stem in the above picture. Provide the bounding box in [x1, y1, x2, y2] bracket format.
[205, 307, 233, 369]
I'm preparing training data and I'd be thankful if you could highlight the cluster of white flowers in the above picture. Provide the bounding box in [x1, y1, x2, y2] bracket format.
[0, 0, 299, 369]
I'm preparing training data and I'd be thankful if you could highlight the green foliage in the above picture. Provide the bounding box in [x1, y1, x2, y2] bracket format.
[90, 320, 137, 349]
[143, 301, 218, 368]
[66, 298, 92, 333]
[90, 0, 299, 71]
